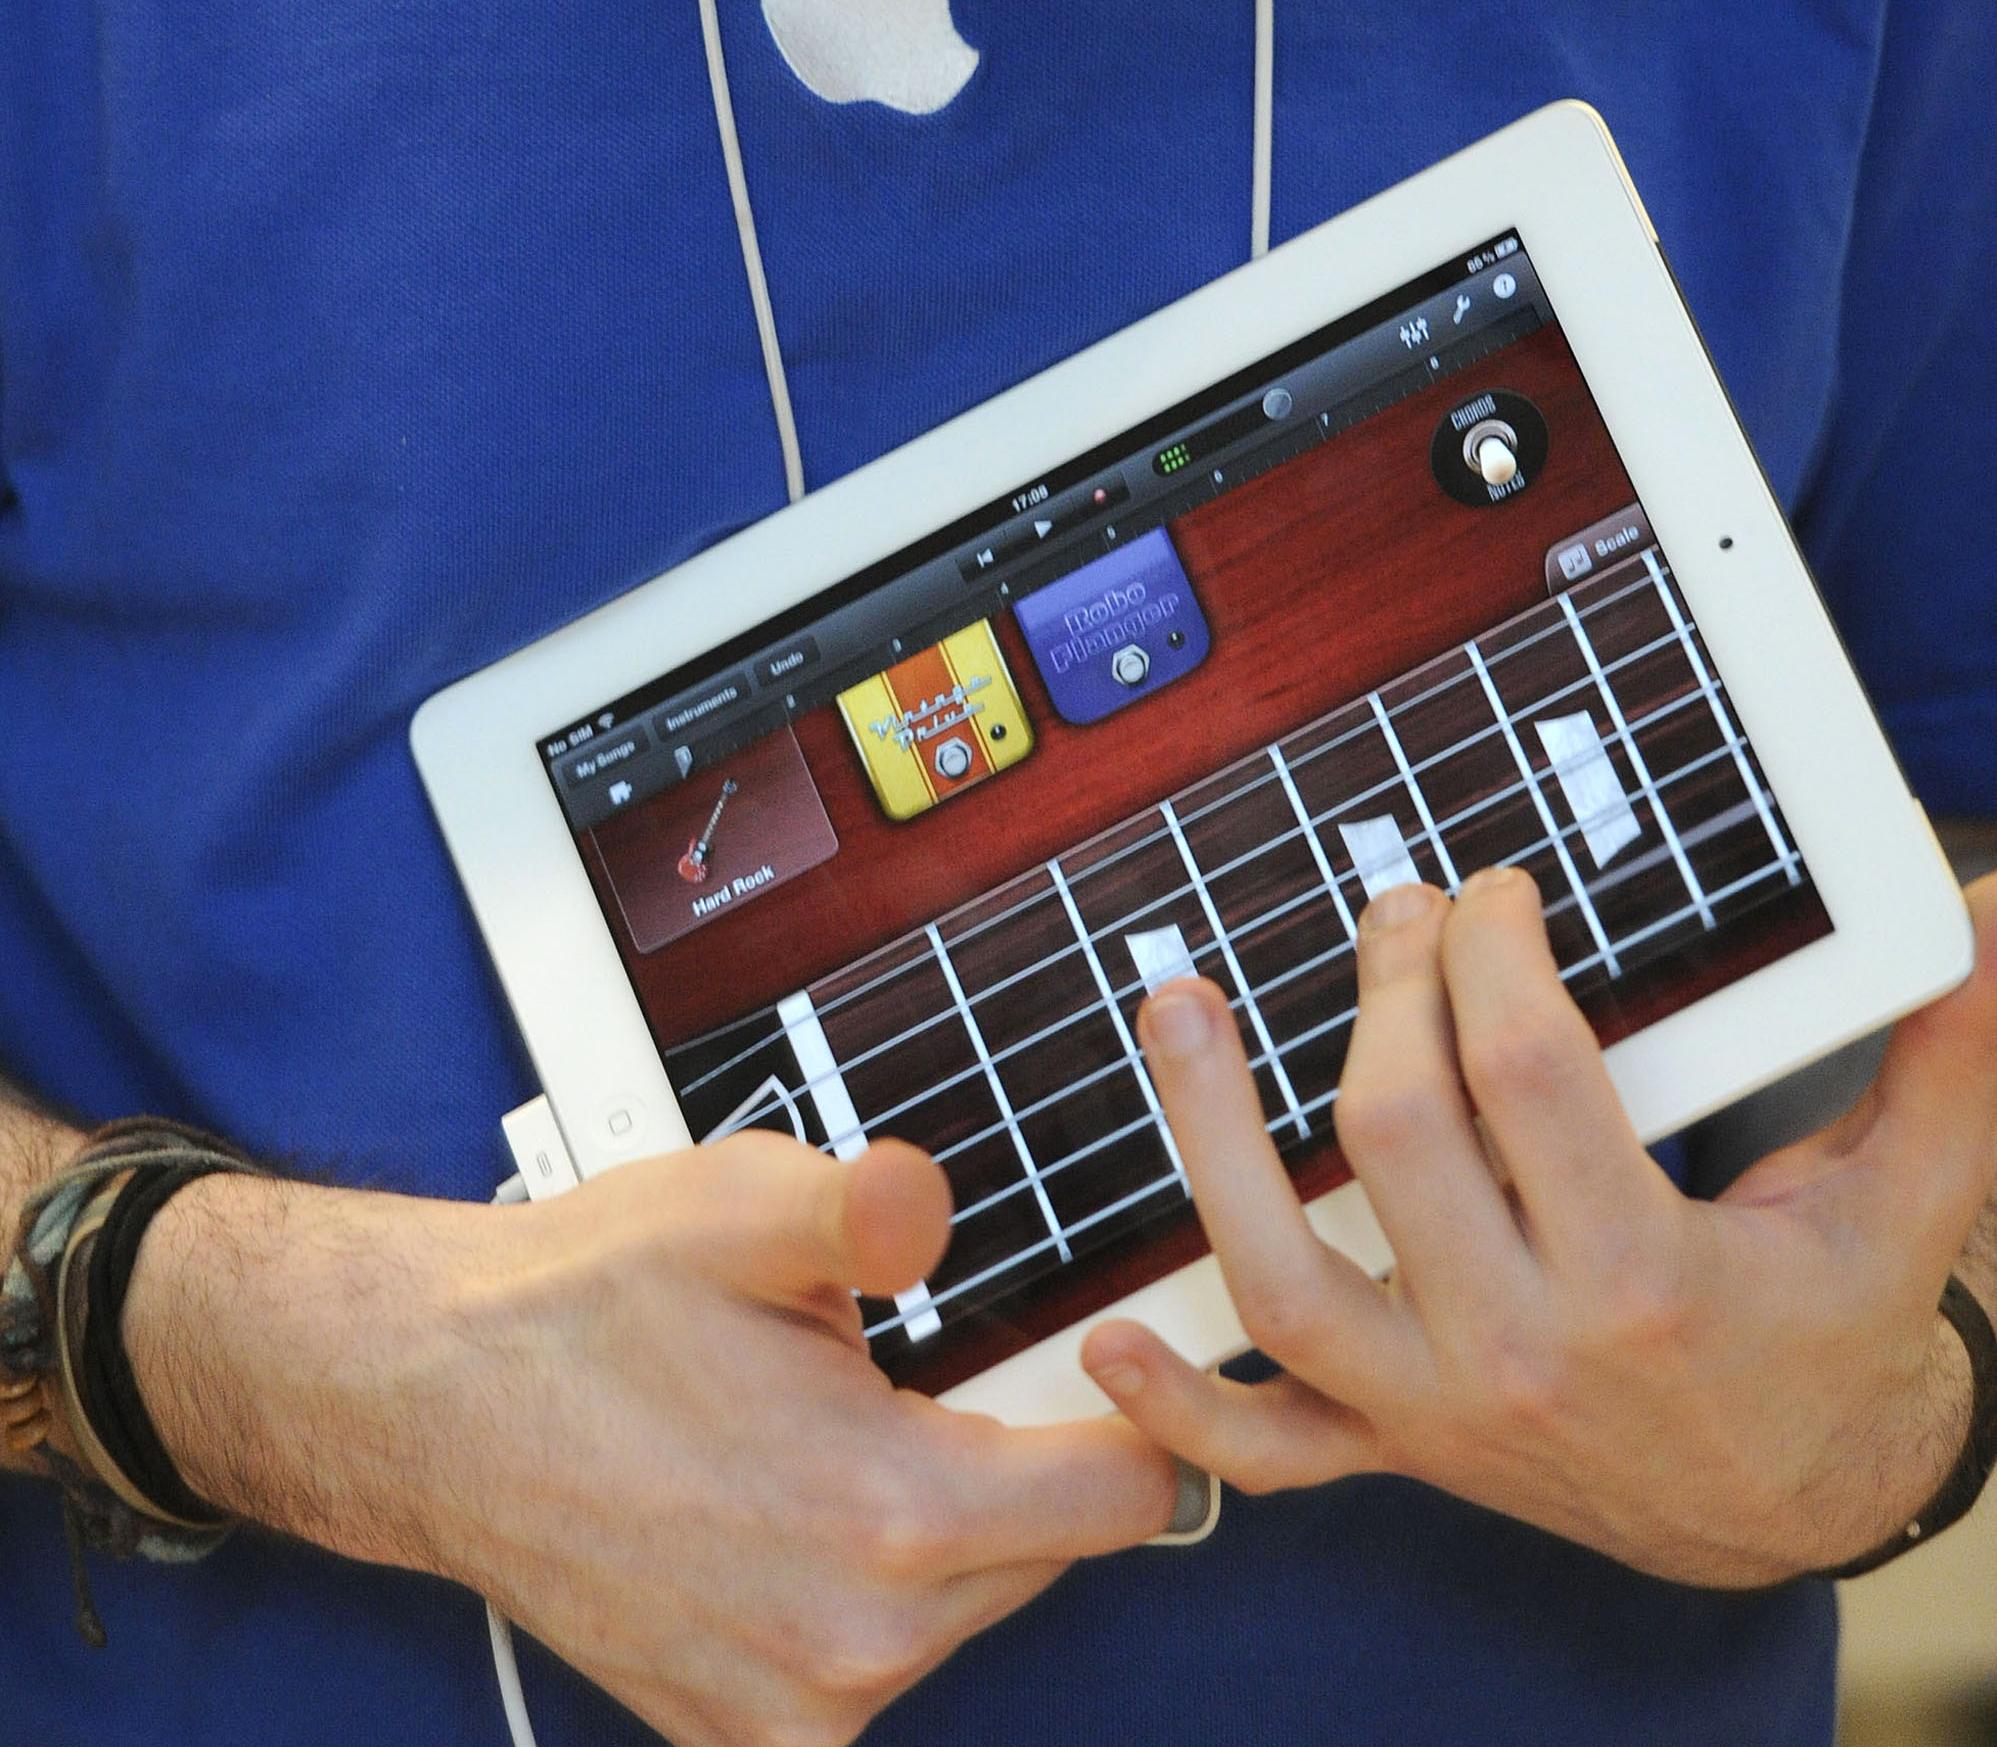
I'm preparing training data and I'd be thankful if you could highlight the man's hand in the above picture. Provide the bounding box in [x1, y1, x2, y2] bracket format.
[1081, 869, 1997, 1587]
[121, 1133, 1179, 1747]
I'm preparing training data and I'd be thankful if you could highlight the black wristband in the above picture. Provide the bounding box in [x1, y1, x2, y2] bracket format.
[3, 1117, 262, 1647]
[75, 1161, 238, 1528]
[1818, 1275, 1997, 1580]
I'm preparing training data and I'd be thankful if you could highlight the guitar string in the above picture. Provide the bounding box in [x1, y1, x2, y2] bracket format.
[679, 559, 1687, 1104]
[813, 747, 1762, 1191]
[673, 553, 1667, 1077]
[861, 847, 1805, 1339]
[1644, 547, 1799, 882]
[714, 665, 1738, 1149]
[710, 653, 1736, 1145]
[922, 770, 1765, 1205]
[931, 783, 1766, 1231]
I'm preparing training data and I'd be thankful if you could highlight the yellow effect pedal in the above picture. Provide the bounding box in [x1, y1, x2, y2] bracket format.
[837, 620, 1034, 822]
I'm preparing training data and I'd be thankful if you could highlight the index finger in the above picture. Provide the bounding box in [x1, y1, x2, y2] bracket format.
[1136, 976, 1415, 1395]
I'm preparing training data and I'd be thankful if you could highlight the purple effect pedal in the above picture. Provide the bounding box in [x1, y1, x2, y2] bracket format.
[1013, 527, 1211, 725]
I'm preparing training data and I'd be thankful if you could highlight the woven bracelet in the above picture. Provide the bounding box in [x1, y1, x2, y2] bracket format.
[0, 1117, 261, 1645]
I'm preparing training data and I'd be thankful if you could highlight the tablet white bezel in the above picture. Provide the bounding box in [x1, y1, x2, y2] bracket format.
[412, 101, 1971, 1427]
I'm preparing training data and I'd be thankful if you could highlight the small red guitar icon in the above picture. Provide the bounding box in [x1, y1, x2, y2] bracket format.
[678, 779, 739, 884]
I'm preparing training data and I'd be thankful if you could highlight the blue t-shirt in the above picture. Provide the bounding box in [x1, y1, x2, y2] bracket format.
[3, 3, 1992, 1742]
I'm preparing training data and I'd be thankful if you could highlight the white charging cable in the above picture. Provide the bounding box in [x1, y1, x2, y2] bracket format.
[477, 1, 1275, 1732]
[487, 1590, 540, 1747]
[485, 1169, 542, 1747]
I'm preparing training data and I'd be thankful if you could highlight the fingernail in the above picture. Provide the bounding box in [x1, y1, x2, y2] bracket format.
[1360, 882, 1430, 935]
[1145, 987, 1214, 1060]
[1089, 1360, 1144, 1396]
[1459, 865, 1523, 901]
[1168, 1461, 1215, 1536]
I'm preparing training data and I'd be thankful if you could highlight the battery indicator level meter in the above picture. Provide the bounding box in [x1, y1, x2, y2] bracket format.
[1154, 440, 1191, 475]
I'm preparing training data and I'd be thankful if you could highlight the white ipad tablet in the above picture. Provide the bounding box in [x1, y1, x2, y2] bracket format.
[412, 102, 1971, 1428]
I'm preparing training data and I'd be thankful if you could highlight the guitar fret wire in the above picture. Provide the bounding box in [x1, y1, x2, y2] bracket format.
[908, 561, 1661, 979]
[874, 1165, 1187, 1339]
[700, 623, 1709, 1125]
[926, 923, 1071, 1260]
[1369, 689, 1461, 889]
[1270, 743, 1356, 939]
[1467, 639, 1620, 976]
[744, 721, 1753, 1161]
[942, 1045, 1156, 1217]
[1049, 858, 1185, 1188]
[1560, 591, 1713, 927]
[677, 559, 1669, 1093]
[717, 683, 1739, 1149]
[937, 777, 1762, 1227]
[1160, 797, 1310, 1139]
[868, 841, 1803, 1341]
[780, 988, 941, 1340]
[1193, 640, 1698, 904]
[1643, 547, 1799, 885]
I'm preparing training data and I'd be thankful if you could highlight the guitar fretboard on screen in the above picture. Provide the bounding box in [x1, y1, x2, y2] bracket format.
[664, 546, 1808, 1386]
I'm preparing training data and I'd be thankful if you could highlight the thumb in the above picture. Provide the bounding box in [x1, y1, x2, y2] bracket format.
[684, 1132, 953, 1304]
[1728, 875, 1997, 1260]
[1856, 872, 1997, 1237]
[1866, 873, 1997, 1148]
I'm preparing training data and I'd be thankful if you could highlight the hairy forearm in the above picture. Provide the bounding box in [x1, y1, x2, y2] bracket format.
[4, 1081, 493, 1578]
[0, 1087, 74, 1218]
[120, 1169, 494, 1578]
[0, 1090, 82, 1477]
[1954, 1188, 1997, 1324]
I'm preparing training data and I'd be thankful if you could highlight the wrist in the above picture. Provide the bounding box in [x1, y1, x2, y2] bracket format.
[121, 1170, 494, 1578]
[1793, 1299, 1975, 1578]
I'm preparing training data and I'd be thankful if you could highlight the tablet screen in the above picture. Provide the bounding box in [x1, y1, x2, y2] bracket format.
[538, 233, 1830, 1393]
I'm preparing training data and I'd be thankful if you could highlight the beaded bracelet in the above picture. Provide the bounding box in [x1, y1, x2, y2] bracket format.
[0, 1118, 260, 1645]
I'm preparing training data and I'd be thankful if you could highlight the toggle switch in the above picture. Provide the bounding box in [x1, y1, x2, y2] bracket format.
[1432, 389, 1548, 507]
[1461, 418, 1520, 487]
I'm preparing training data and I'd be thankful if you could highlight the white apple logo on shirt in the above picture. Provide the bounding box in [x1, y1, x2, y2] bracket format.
[761, 0, 978, 115]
